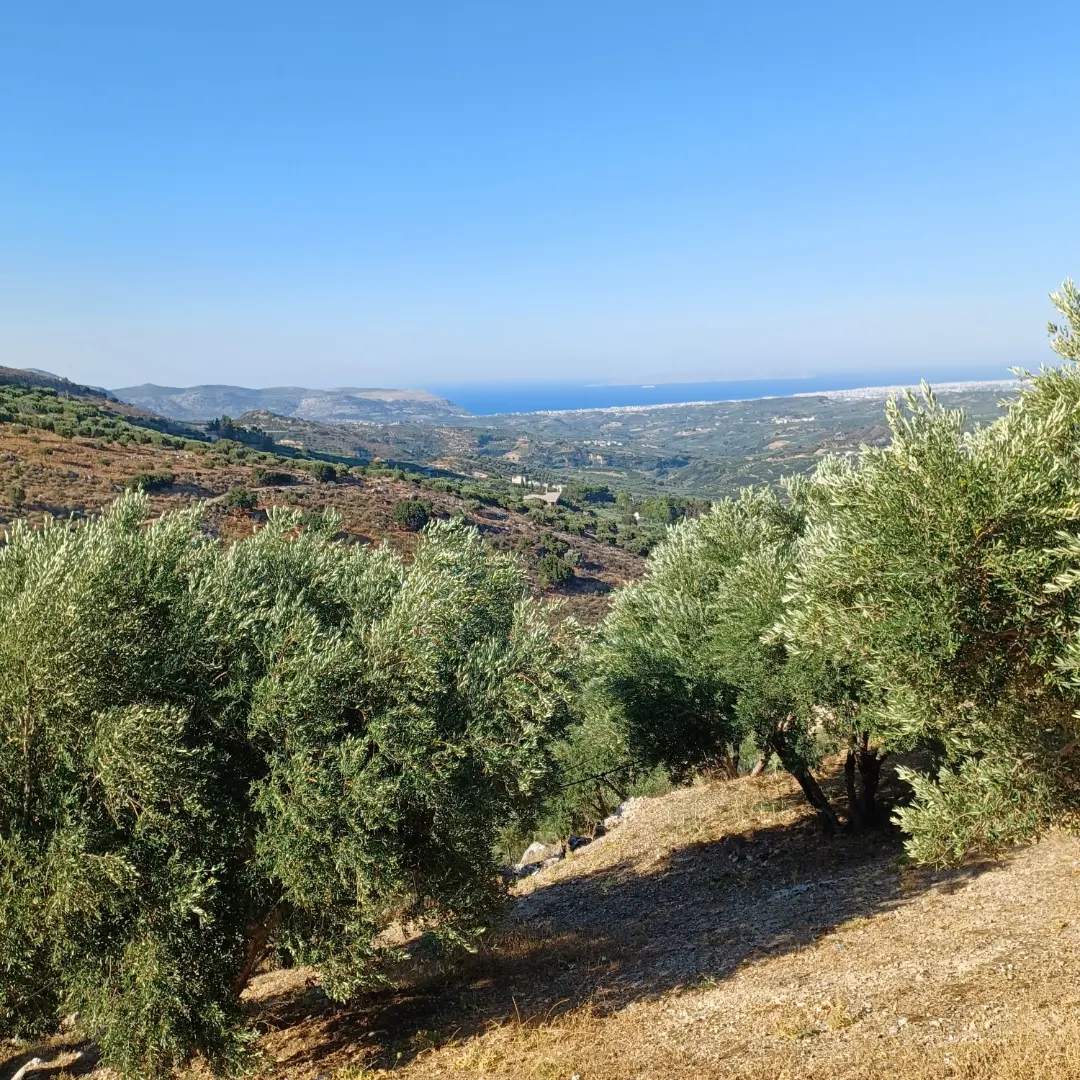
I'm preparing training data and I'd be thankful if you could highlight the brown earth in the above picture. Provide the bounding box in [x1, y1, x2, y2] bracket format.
[0, 424, 645, 623]
[5, 762, 1080, 1080]
[235, 766, 1080, 1079]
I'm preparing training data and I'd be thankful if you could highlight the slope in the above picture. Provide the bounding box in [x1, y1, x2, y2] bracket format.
[239, 765, 1080, 1079]
[0, 384, 645, 623]
[7, 762, 1077, 1080]
[247, 385, 1017, 500]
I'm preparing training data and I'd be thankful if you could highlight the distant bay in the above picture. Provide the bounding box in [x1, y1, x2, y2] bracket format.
[428, 369, 1010, 416]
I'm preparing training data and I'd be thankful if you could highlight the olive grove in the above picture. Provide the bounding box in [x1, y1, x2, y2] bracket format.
[595, 279, 1080, 859]
[0, 497, 577, 1076]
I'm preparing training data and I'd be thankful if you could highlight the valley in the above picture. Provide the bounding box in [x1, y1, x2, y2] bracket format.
[0, 369, 1021, 620]
[187, 382, 1016, 499]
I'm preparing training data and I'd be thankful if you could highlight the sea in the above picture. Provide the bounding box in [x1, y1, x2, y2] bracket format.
[428, 368, 1010, 416]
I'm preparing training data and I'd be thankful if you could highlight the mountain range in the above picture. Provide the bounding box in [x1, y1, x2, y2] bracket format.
[112, 383, 468, 423]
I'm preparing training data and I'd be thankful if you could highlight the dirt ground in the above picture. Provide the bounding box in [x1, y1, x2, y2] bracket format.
[0, 424, 646, 623]
[7, 762, 1080, 1080]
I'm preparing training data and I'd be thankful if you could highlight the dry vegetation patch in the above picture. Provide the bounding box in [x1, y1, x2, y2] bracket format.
[6, 766, 1080, 1079]
[215, 770, 1080, 1079]
[222, 767, 1080, 1079]
[0, 421, 645, 622]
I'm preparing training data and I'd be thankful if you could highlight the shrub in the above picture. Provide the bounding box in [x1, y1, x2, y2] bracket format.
[251, 466, 296, 486]
[560, 483, 614, 507]
[391, 498, 431, 532]
[223, 486, 257, 511]
[124, 471, 174, 492]
[538, 531, 569, 558]
[308, 462, 337, 483]
[0, 494, 578, 1076]
[615, 527, 652, 556]
[640, 495, 680, 524]
[536, 552, 573, 590]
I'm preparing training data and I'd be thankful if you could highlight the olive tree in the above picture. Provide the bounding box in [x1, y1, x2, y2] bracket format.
[0, 494, 577, 1076]
[782, 299, 1080, 862]
[593, 488, 854, 831]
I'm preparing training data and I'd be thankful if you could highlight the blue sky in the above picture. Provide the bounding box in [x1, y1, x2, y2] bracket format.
[1, 2, 1077, 390]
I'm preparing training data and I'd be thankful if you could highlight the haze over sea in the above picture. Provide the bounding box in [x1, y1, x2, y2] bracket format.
[430, 368, 1011, 415]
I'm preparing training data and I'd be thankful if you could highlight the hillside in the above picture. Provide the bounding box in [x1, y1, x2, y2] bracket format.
[203, 772, 1080, 1079]
[112, 383, 468, 423]
[0, 365, 115, 399]
[242, 384, 1018, 500]
[0, 371, 1025, 618]
[0, 385, 646, 623]
[106, 374, 1021, 499]
[9, 764, 1079, 1080]
[465, 383, 1017, 496]
[234, 409, 486, 466]
[5, 371, 1080, 1080]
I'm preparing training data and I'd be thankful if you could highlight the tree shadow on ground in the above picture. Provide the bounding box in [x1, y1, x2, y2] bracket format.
[0, 1043, 99, 1080]
[249, 780, 1000, 1075]
[563, 575, 612, 596]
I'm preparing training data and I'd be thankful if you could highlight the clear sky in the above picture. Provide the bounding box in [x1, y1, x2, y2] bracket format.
[1, 2, 1077, 390]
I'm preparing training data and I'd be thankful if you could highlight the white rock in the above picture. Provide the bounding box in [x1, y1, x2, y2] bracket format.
[519, 841, 550, 865]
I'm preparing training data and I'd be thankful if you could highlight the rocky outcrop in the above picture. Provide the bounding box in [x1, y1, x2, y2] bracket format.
[603, 796, 643, 832]
[501, 797, 646, 883]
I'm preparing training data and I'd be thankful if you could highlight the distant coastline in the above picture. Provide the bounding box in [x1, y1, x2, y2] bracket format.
[434, 376, 1018, 418]
[792, 378, 1018, 403]
[429, 372, 1015, 416]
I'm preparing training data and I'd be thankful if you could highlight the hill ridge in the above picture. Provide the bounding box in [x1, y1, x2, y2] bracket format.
[112, 382, 468, 423]
[0, 365, 115, 400]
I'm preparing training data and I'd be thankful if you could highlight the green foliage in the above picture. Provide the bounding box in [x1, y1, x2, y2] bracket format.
[585, 284, 1080, 854]
[307, 461, 338, 483]
[251, 467, 296, 486]
[0, 494, 577, 1076]
[391, 497, 431, 531]
[613, 526, 652, 556]
[536, 552, 573, 590]
[593, 488, 851, 831]
[124, 470, 175, 492]
[207, 415, 275, 451]
[0, 383, 207, 448]
[540, 701, 666, 835]
[223, 486, 257, 511]
[560, 482, 614, 507]
[538, 531, 569, 558]
[639, 495, 680, 523]
[780, 287, 1080, 858]
[495, 695, 669, 862]
[894, 758, 1061, 866]
[1048, 277, 1080, 363]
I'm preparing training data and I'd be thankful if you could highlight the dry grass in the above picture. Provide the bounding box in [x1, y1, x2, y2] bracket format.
[234, 764, 1080, 1080]
[7, 763, 1080, 1080]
